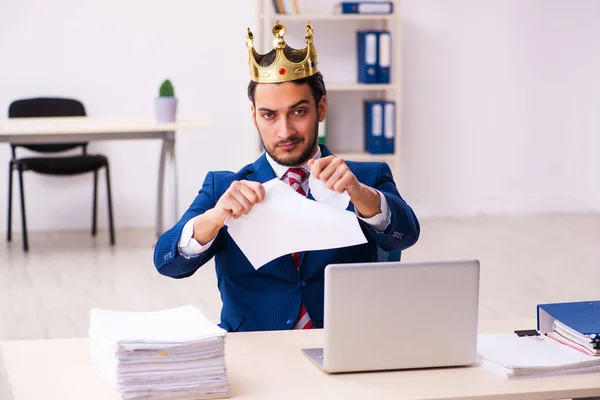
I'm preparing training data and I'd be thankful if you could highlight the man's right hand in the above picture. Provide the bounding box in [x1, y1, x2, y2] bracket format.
[192, 180, 265, 245]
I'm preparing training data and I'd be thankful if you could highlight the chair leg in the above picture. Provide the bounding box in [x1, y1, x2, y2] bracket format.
[92, 170, 98, 237]
[17, 166, 29, 252]
[7, 162, 13, 242]
[105, 164, 115, 245]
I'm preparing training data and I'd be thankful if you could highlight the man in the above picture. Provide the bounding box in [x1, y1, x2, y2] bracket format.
[153, 21, 420, 332]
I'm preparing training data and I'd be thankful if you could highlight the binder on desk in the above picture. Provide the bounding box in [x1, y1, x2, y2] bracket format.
[341, 2, 394, 14]
[364, 100, 384, 154]
[378, 31, 392, 84]
[538, 301, 600, 355]
[357, 31, 379, 84]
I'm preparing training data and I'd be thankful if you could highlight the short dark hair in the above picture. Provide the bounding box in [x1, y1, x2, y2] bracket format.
[247, 47, 327, 107]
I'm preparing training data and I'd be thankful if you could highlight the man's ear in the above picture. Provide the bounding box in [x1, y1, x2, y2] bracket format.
[251, 103, 257, 127]
[318, 96, 327, 123]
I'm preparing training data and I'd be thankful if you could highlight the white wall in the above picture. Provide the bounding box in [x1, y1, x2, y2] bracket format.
[0, 0, 598, 234]
[0, 0, 260, 233]
[401, 0, 600, 216]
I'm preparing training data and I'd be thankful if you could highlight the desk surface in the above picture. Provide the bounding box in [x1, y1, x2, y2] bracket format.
[0, 116, 215, 143]
[2, 319, 600, 400]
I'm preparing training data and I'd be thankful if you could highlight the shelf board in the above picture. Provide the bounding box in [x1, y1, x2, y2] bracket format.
[262, 14, 396, 21]
[326, 83, 398, 92]
[335, 152, 396, 163]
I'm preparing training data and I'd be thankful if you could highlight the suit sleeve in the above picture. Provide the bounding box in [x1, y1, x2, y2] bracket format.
[359, 163, 420, 252]
[153, 171, 223, 278]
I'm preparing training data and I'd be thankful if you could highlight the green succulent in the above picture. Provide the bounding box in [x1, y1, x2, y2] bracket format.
[159, 79, 175, 97]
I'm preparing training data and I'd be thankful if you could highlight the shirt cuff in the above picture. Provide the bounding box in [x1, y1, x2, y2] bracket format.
[355, 190, 391, 233]
[178, 216, 215, 259]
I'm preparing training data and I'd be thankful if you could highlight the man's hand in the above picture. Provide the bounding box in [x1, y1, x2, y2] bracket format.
[308, 156, 381, 218]
[193, 180, 265, 245]
[215, 180, 266, 220]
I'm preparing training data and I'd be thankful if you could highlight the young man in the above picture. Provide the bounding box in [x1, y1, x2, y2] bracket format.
[153, 21, 420, 332]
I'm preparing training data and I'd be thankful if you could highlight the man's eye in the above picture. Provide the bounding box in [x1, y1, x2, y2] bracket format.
[293, 109, 306, 115]
[262, 113, 273, 119]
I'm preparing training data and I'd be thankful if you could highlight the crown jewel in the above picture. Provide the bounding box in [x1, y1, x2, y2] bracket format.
[246, 21, 319, 83]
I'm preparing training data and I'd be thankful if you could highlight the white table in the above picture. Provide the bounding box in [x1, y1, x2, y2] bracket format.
[0, 116, 215, 237]
[2, 319, 600, 399]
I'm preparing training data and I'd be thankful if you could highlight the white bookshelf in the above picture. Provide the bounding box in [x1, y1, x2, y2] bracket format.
[326, 83, 399, 92]
[260, 13, 397, 21]
[257, 0, 402, 173]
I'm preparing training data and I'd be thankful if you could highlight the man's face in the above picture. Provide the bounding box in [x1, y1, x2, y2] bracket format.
[251, 82, 326, 167]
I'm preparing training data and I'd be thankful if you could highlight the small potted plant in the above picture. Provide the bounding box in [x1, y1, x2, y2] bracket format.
[155, 79, 177, 122]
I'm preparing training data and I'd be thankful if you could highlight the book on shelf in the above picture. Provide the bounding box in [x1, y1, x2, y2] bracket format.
[538, 300, 600, 356]
[341, 1, 394, 14]
[273, 0, 299, 14]
[318, 117, 327, 145]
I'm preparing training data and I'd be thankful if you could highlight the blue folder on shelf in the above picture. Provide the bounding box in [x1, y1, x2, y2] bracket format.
[364, 100, 395, 154]
[341, 1, 394, 14]
[377, 31, 391, 84]
[357, 31, 379, 84]
[538, 300, 600, 336]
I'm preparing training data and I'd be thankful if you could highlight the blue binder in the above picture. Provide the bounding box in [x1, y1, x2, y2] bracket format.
[341, 2, 394, 14]
[537, 300, 600, 336]
[377, 31, 392, 84]
[382, 101, 395, 154]
[364, 100, 384, 154]
[357, 31, 379, 84]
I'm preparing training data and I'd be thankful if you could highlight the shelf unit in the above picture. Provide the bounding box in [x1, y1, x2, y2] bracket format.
[257, 0, 401, 176]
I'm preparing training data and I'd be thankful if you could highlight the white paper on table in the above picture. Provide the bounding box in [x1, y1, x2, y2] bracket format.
[225, 178, 368, 269]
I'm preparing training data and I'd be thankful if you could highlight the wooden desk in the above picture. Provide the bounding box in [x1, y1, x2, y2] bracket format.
[1, 319, 600, 399]
[0, 117, 215, 237]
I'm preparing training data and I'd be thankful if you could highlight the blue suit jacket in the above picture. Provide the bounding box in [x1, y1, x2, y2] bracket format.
[153, 145, 420, 332]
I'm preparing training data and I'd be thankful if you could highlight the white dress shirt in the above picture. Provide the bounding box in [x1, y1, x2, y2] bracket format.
[178, 148, 391, 258]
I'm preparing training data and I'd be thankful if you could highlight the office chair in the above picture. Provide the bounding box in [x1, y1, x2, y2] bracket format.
[376, 247, 402, 262]
[7, 97, 115, 251]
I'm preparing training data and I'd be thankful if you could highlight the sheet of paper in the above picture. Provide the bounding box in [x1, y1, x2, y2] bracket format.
[308, 174, 350, 210]
[225, 178, 368, 269]
[477, 334, 599, 368]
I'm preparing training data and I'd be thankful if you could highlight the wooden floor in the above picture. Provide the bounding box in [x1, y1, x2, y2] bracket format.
[1, 213, 599, 341]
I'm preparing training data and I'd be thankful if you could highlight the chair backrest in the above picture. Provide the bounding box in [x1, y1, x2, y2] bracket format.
[376, 246, 402, 262]
[8, 97, 87, 154]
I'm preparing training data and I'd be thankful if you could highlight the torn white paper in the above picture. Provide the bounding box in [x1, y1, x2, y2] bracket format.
[308, 174, 351, 210]
[225, 178, 368, 269]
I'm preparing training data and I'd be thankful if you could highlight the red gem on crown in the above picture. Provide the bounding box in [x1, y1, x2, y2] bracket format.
[279, 68, 286, 75]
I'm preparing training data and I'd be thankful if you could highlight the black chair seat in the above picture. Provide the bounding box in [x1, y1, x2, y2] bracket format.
[16, 155, 108, 175]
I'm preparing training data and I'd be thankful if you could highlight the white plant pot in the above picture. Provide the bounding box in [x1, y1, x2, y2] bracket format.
[155, 97, 178, 122]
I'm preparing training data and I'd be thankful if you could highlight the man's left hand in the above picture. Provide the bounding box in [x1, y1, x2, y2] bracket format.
[308, 156, 381, 218]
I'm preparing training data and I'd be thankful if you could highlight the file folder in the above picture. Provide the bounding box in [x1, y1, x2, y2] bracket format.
[383, 101, 395, 154]
[364, 101, 384, 154]
[378, 31, 392, 84]
[341, 2, 394, 14]
[538, 301, 600, 336]
[538, 301, 600, 352]
[357, 31, 379, 84]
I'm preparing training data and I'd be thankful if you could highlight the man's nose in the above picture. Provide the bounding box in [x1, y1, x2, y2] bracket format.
[277, 116, 296, 140]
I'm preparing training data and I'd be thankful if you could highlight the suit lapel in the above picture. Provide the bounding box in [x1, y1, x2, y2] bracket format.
[246, 153, 277, 184]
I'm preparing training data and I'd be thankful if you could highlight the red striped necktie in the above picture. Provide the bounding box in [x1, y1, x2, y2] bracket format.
[283, 167, 314, 330]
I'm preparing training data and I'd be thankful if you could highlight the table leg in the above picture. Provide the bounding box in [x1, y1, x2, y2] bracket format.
[156, 131, 177, 239]
[169, 133, 179, 227]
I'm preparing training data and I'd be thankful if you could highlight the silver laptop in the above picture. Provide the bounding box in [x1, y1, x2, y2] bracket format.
[302, 259, 480, 373]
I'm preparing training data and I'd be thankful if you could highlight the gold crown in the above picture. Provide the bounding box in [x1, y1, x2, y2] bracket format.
[246, 21, 319, 83]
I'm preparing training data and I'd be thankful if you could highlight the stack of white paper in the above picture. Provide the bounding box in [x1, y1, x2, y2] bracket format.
[89, 305, 229, 399]
[477, 334, 600, 380]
